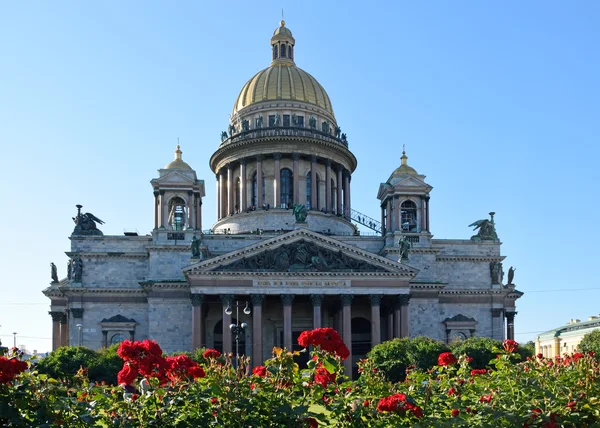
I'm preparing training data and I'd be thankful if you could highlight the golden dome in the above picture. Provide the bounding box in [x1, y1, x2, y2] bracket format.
[232, 21, 334, 117]
[389, 150, 418, 181]
[233, 65, 334, 116]
[165, 145, 192, 170]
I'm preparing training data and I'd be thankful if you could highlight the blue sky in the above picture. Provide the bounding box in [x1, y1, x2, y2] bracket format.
[1, 1, 598, 352]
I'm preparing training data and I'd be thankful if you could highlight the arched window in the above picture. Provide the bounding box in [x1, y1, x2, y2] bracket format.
[110, 332, 126, 345]
[235, 177, 240, 213]
[273, 45, 278, 60]
[168, 196, 186, 230]
[281, 44, 287, 58]
[400, 200, 418, 232]
[252, 172, 265, 208]
[289, 46, 293, 60]
[280, 168, 293, 208]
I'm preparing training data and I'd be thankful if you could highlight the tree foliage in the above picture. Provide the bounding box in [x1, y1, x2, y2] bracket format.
[450, 336, 502, 369]
[578, 329, 600, 357]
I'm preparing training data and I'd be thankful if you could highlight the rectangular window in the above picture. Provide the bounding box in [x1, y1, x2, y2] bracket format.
[268, 115, 276, 127]
[283, 114, 290, 127]
[297, 116, 304, 127]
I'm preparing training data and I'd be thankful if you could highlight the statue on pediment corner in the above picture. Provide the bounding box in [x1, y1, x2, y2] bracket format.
[469, 212, 498, 241]
[72, 204, 104, 236]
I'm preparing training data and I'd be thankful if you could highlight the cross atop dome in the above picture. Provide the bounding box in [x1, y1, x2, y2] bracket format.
[271, 20, 295, 65]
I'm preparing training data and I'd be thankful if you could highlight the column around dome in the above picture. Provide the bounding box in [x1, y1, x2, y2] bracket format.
[292, 153, 300, 205]
[256, 155, 263, 208]
[240, 159, 247, 213]
[325, 160, 331, 213]
[227, 164, 233, 216]
[310, 155, 317, 210]
[273, 153, 281, 208]
[336, 165, 343, 216]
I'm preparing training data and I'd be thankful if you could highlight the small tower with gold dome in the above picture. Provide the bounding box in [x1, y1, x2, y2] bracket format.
[377, 149, 433, 245]
[151, 145, 205, 233]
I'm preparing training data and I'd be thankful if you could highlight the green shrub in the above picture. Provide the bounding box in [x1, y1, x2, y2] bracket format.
[407, 336, 450, 371]
[35, 346, 99, 380]
[88, 344, 123, 384]
[450, 336, 501, 369]
[578, 329, 600, 357]
[367, 338, 411, 382]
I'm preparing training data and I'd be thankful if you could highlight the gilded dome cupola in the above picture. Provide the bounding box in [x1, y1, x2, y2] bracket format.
[271, 20, 295, 64]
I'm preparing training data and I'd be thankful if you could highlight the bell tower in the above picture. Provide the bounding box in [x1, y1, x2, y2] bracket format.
[377, 149, 433, 247]
[150, 145, 205, 236]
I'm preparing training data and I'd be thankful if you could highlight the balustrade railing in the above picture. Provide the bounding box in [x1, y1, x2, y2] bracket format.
[220, 126, 348, 148]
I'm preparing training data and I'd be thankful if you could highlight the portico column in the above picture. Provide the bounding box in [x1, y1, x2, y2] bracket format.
[221, 294, 233, 354]
[341, 295, 353, 377]
[292, 153, 300, 204]
[425, 196, 430, 232]
[370, 295, 382, 347]
[386, 308, 394, 341]
[281, 294, 294, 351]
[49, 311, 62, 351]
[393, 296, 402, 338]
[187, 190, 194, 228]
[381, 206, 386, 235]
[505, 311, 516, 341]
[273, 153, 281, 208]
[325, 160, 331, 213]
[256, 155, 263, 207]
[394, 196, 400, 233]
[400, 294, 411, 338]
[191, 294, 204, 350]
[310, 155, 317, 210]
[196, 196, 202, 231]
[386, 199, 393, 232]
[311, 294, 324, 328]
[336, 165, 343, 215]
[343, 171, 350, 218]
[419, 195, 426, 232]
[153, 191, 159, 229]
[240, 159, 247, 212]
[251, 294, 264, 367]
[215, 174, 221, 220]
[160, 190, 167, 228]
[59, 312, 68, 347]
[227, 165, 233, 215]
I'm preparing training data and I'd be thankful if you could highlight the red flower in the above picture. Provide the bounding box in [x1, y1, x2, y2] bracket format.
[363, 400, 370, 407]
[451, 409, 460, 417]
[502, 339, 518, 353]
[447, 387, 458, 396]
[465, 356, 474, 363]
[296, 328, 350, 360]
[117, 363, 138, 385]
[572, 352, 584, 361]
[470, 369, 487, 376]
[376, 393, 410, 413]
[536, 353, 544, 359]
[566, 401, 576, 409]
[314, 365, 337, 388]
[203, 349, 221, 359]
[165, 355, 205, 382]
[438, 352, 458, 366]
[211, 397, 218, 404]
[0, 357, 27, 384]
[588, 351, 596, 357]
[252, 365, 267, 377]
[304, 417, 318, 428]
[479, 394, 493, 403]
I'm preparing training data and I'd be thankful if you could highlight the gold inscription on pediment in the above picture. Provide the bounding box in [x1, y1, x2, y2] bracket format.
[253, 280, 349, 287]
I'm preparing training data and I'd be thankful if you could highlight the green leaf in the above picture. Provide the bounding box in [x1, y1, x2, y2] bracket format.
[323, 357, 336, 374]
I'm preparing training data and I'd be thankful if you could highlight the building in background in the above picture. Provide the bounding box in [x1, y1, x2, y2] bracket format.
[536, 316, 600, 358]
[43, 21, 523, 376]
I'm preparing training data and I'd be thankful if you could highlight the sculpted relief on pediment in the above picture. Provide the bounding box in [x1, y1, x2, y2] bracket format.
[214, 239, 387, 273]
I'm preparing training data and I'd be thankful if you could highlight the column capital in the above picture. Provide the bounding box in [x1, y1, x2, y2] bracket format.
[336, 164, 343, 172]
[70, 308, 84, 319]
[240, 158, 247, 166]
[59, 312, 68, 324]
[190, 293, 205, 306]
[370, 294, 384, 306]
[215, 174, 219, 181]
[227, 163, 233, 170]
[311, 154, 317, 162]
[490, 308, 504, 317]
[273, 152, 282, 160]
[505, 310, 517, 319]
[341, 294, 353, 305]
[292, 152, 300, 161]
[310, 294, 324, 306]
[49, 311, 64, 322]
[256, 154, 263, 161]
[325, 159, 332, 167]
[251, 294, 264, 305]
[159, 189, 166, 195]
[153, 190, 159, 197]
[187, 190, 193, 196]
[281, 294, 295, 305]
[220, 294, 233, 306]
[396, 294, 411, 306]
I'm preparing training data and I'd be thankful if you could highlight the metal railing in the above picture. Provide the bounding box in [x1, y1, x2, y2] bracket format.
[343, 206, 382, 234]
[220, 126, 349, 149]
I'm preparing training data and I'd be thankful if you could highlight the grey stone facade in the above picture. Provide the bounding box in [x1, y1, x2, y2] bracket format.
[43, 21, 523, 370]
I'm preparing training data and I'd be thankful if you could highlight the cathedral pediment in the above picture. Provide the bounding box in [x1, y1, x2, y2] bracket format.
[153, 169, 197, 185]
[184, 228, 417, 276]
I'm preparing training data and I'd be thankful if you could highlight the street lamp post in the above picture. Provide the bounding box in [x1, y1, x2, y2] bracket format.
[76, 324, 83, 346]
[225, 300, 251, 365]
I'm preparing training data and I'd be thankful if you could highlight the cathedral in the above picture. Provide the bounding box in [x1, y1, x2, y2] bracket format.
[43, 21, 522, 375]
